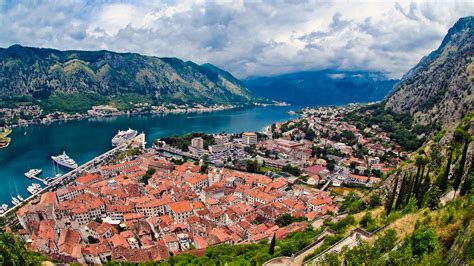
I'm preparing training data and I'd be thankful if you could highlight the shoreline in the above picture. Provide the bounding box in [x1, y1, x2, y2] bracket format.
[10, 102, 290, 128]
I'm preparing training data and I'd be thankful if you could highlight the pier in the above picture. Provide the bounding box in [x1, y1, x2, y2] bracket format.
[29, 175, 49, 185]
[1, 133, 145, 219]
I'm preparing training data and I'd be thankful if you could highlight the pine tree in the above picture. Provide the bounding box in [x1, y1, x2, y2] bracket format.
[453, 140, 469, 195]
[269, 233, 276, 255]
[385, 175, 399, 216]
[438, 147, 453, 192]
[394, 172, 407, 211]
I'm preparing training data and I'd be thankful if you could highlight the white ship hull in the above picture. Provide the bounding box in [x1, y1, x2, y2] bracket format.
[112, 129, 138, 146]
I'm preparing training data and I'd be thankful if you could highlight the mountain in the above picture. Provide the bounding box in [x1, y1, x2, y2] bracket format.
[385, 16, 473, 126]
[244, 70, 398, 106]
[0, 45, 258, 107]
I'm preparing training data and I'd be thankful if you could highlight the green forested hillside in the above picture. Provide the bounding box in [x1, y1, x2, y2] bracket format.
[0, 45, 260, 109]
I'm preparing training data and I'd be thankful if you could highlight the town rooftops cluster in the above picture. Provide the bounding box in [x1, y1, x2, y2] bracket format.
[16, 152, 336, 264]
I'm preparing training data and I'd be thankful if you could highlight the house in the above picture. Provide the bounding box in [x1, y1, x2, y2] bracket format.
[168, 201, 194, 223]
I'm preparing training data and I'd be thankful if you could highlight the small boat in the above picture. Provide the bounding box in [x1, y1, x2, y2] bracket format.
[11, 197, 20, 206]
[17, 195, 24, 201]
[25, 169, 42, 179]
[2, 204, 8, 211]
[27, 183, 41, 194]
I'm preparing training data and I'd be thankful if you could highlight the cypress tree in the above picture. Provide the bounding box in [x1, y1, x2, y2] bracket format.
[453, 140, 469, 194]
[394, 172, 407, 211]
[269, 233, 276, 255]
[404, 173, 413, 206]
[438, 148, 453, 192]
[460, 165, 473, 196]
[385, 174, 399, 216]
[418, 167, 431, 208]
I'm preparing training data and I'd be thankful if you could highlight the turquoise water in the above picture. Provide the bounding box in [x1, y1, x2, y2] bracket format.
[0, 106, 297, 205]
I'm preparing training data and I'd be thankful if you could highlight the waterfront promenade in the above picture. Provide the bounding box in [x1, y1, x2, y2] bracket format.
[0, 133, 145, 219]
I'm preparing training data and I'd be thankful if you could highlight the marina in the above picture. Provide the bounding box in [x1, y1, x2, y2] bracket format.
[0, 106, 297, 208]
[0, 133, 145, 218]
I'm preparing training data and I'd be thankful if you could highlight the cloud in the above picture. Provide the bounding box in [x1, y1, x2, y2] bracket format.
[0, 0, 472, 79]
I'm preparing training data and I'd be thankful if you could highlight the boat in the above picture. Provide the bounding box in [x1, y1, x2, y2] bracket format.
[2, 204, 8, 211]
[24, 169, 42, 179]
[17, 195, 24, 201]
[11, 197, 20, 206]
[27, 183, 41, 194]
[52, 151, 78, 169]
[112, 128, 138, 146]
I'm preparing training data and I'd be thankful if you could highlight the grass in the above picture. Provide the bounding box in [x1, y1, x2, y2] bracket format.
[381, 196, 473, 241]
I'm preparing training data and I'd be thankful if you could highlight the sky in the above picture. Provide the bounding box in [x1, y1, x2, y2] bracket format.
[0, 0, 472, 79]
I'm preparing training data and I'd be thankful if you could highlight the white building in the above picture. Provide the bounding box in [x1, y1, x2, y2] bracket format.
[242, 132, 257, 145]
[191, 137, 204, 149]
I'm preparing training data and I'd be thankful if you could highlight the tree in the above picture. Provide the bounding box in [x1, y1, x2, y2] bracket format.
[437, 147, 453, 192]
[359, 212, 376, 232]
[453, 140, 469, 195]
[385, 174, 398, 216]
[394, 172, 407, 211]
[282, 164, 301, 176]
[460, 165, 473, 196]
[427, 187, 441, 210]
[327, 162, 335, 171]
[418, 167, 431, 208]
[408, 226, 439, 257]
[319, 253, 340, 266]
[269, 233, 276, 255]
[245, 160, 258, 173]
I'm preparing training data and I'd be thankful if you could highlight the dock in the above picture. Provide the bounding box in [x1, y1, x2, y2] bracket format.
[30, 175, 49, 185]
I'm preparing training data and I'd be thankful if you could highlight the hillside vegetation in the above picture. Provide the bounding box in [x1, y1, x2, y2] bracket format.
[0, 45, 260, 110]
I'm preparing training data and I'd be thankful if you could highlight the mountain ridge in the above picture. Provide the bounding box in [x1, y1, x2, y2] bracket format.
[0, 44, 258, 106]
[385, 16, 473, 126]
[244, 70, 399, 106]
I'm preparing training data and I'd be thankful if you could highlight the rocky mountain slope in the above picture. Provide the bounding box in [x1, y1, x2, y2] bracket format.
[0, 45, 257, 106]
[245, 70, 398, 106]
[385, 16, 473, 126]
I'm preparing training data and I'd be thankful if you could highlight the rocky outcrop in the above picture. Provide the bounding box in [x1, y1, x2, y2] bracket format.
[385, 16, 473, 126]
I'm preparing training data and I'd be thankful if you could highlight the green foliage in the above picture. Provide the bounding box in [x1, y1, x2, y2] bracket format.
[385, 175, 398, 216]
[275, 213, 308, 227]
[245, 160, 259, 173]
[427, 187, 442, 210]
[139, 168, 156, 185]
[161, 133, 215, 152]
[281, 164, 301, 176]
[0, 233, 45, 265]
[359, 212, 377, 232]
[460, 165, 473, 196]
[408, 226, 439, 258]
[339, 192, 367, 214]
[40, 92, 107, 113]
[109, 93, 153, 110]
[453, 140, 469, 192]
[327, 215, 356, 234]
[155, 228, 320, 265]
[344, 104, 438, 151]
[437, 148, 453, 192]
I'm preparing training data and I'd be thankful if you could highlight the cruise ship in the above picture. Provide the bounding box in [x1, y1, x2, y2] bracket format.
[112, 128, 137, 146]
[25, 169, 42, 179]
[52, 151, 78, 169]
